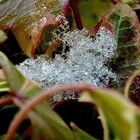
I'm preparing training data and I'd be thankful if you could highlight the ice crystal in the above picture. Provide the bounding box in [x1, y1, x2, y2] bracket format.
[47, 16, 69, 46]
[17, 27, 117, 101]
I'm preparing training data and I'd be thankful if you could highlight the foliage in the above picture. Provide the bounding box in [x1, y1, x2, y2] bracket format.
[0, 52, 140, 140]
[0, 0, 66, 57]
[101, 3, 140, 92]
[107, 3, 140, 71]
[0, 0, 140, 140]
[80, 90, 139, 140]
[78, 0, 113, 28]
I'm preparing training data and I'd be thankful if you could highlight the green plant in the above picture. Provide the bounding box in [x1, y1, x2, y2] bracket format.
[1, 0, 140, 140]
[0, 51, 140, 140]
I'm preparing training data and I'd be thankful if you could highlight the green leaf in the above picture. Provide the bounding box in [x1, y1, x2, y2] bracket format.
[31, 104, 73, 140]
[71, 123, 96, 140]
[14, 134, 21, 140]
[106, 3, 140, 71]
[78, 0, 113, 28]
[0, 51, 26, 92]
[0, 0, 66, 57]
[1, 134, 21, 140]
[99, 3, 140, 92]
[0, 134, 22, 140]
[0, 135, 5, 140]
[80, 89, 139, 140]
[0, 81, 10, 92]
[136, 112, 140, 139]
[0, 30, 7, 43]
[0, 51, 41, 95]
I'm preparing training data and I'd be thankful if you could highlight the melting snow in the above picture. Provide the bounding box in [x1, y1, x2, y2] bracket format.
[17, 27, 117, 101]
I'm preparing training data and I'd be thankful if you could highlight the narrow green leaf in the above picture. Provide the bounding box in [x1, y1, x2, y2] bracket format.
[31, 104, 73, 140]
[136, 112, 140, 137]
[0, 51, 26, 92]
[0, 51, 42, 95]
[0, 81, 10, 92]
[71, 122, 96, 140]
[80, 88, 139, 140]
[97, 109, 109, 140]
[24, 86, 42, 98]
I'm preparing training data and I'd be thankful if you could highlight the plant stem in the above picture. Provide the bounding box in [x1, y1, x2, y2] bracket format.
[0, 96, 13, 107]
[124, 68, 140, 98]
[5, 84, 92, 140]
[69, 0, 83, 30]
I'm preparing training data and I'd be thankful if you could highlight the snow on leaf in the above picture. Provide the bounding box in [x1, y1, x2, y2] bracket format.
[17, 27, 117, 101]
[0, 0, 66, 58]
[41, 18, 70, 58]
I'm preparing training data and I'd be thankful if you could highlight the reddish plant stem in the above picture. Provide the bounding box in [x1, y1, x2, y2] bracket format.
[62, 0, 70, 16]
[0, 96, 13, 107]
[69, 0, 83, 30]
[5, 84, 93, 140]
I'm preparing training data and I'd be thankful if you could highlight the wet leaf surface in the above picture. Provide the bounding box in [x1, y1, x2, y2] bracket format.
[0, 0, 66, 57]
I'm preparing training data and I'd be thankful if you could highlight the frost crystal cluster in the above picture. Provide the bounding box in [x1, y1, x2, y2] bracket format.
[17, 27, 117, 101]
